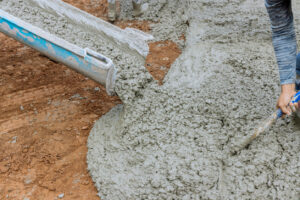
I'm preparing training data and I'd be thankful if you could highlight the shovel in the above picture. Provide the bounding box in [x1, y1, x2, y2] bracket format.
[233, 90, 300, 153]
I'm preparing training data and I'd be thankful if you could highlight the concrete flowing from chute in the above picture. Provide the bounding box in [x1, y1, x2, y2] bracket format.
[1, 0, 299, 199]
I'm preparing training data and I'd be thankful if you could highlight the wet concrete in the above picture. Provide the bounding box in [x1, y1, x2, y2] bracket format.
[88, 0, 300, 199]
[1, 0, 299, 199]
[119, 0, 188, 48]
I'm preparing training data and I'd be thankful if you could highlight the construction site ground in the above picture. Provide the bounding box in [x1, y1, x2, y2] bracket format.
[0, 0, 181, 199]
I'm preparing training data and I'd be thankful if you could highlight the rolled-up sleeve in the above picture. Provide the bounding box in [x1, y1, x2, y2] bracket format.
[265, 0, 297, 85]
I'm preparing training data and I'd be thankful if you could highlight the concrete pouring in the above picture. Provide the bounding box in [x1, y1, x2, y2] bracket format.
[1, 0, 299, 199]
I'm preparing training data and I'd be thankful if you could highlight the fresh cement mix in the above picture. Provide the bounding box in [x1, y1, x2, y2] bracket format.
[0, 0, 299, 199]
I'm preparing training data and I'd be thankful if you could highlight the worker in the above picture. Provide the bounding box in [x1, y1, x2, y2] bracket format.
[107, 0, 147, 22]
[265, 0, 300, 117]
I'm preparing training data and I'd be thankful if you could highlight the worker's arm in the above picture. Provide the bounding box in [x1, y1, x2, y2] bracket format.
[265, 0, 298, 115]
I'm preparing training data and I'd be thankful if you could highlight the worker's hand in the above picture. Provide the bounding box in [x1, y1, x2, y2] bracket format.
[277, 83, 297, 117]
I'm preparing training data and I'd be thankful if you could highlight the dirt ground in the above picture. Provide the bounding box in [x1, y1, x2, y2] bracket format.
[0, 0, 181, 199]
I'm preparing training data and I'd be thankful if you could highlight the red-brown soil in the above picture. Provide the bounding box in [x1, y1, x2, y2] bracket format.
[146, 41, 181, 85]
[0, 1, 181, 199]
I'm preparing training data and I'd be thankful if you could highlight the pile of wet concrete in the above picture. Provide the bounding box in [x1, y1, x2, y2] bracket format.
[1, 0, 299, 199]
[88, 0, 300, 199]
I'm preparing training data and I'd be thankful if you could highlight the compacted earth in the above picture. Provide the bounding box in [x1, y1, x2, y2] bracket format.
[0, 0, 181, 199]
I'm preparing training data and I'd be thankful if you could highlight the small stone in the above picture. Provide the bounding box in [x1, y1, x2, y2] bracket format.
[160, 66, 167, 70]
[70, 93, 81, 99]
[11, 136, 17, 144]
[94, 87, 100, 91]
[24, 198, 30, 200]
[20, 105, 24, 111]
[24, 178, 32, 184]
[82, 126, 88, 130]
[58, 193, 64, 198]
